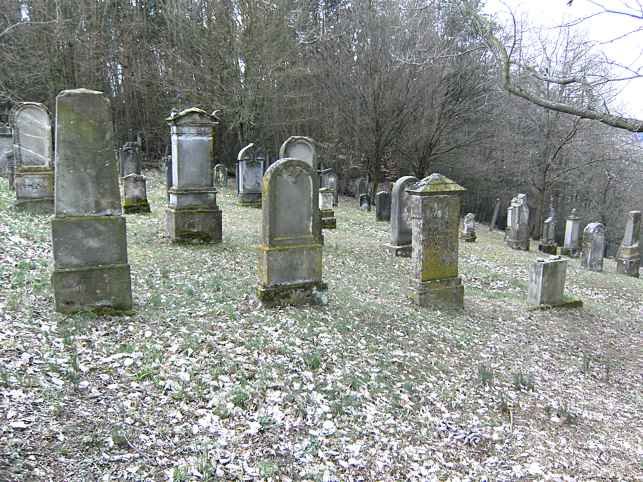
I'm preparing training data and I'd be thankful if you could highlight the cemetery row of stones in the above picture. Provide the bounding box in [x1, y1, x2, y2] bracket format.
[3, 89, 640, 315]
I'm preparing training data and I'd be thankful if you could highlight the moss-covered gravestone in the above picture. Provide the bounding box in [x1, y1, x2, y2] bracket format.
[236, 143, 265, 207]
[257, 158, 325, 306]
[616, 210, 640, 277]
[385, 176, 418, 257]
[407, 173, 465, 308]
[11, 102, 54, 211]
[165, 108, 222, 243]
[51, 89, 132, 313]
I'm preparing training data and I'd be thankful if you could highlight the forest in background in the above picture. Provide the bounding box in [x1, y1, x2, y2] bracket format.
[1, 0, 641, 252]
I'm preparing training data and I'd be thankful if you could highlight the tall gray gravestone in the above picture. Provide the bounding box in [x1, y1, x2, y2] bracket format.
[616, 210, 640, 277]
[51, 89, 132, 313]
[236, 143, 265, 207]
[489, 197, 501, 231]
[321, 169, 338, 207]
[11, 102, 54, 211]
[506, 193, 530, 251]
[120, 142, 150, 214]
[581, 222, 605, 272]
[559, 208, 581, 257]
[165, 108, 222, 243]
[375, 191, 391, 221]
[279, 136, 317, 171]
[408, 174, 466, 308]
[385, 176, 418, 257]
[257, 158, 325, 306]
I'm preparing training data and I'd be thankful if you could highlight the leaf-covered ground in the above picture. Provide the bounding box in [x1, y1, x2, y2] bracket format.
[1, 171, 641, 481]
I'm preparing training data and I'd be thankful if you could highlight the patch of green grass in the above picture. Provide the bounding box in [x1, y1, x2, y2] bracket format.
[230, 385, 251, 409]
[304, 352, 322, 371]
[477, 363, 495, 386]
[512, 371, 535, 392]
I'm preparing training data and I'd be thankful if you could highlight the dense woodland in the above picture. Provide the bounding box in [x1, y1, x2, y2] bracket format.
[1, 0, 641, 251]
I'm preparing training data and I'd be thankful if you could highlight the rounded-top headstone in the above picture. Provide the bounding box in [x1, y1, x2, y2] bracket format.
[11, 102, 52, 167]
[279, 136, 317, 171]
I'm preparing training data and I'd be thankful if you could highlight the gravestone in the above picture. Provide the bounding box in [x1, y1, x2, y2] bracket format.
[279, 136, 317, 171]
[11, 103, 54, 211]
[236, 143, 265, 207]
[51, 88, 132, 313]
[321, 169, 338, 206]
[359, 193, 371, 211]
[319, 187, 336, 229]
[489, 198, 501, 231]
[581, 222, 605, 272]
[119, 142, 142, 177]
[385, 176, 418, 257]
[506, 193, 530, 251]
[375, 191, 391, 221]
[356, 178, 368, 198]
[213, 163, 228, 187]
[616, 210, 640, 277]
[257, 158, 325, 306]
[165, 108, 222, 243]
[462, 213, 476, 242]
[0, 124, 12, 178]
[122, 174, 151, 214]
[527, 257, 573, 307]
[164, 154, 172, 203]
[407, 173, 465, 308]
[538, 207, 558, 255]
[559, 208, 581, 257]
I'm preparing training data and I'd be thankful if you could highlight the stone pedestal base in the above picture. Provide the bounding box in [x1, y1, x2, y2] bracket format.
[239, 193, 262, 208]
[165, 206, 222, 243]
[507, 238, 530, 251]
[538, 243, 558, 255]
[52, 264, 132, 313]
[384, 243, 412, 257]
[14, 168, 54, 212]
[320, 209, 336, 229]
[558, 247, 580, 258]
[409, 276, 463, 308]
[616, 247, 640, 277]
[257, 281, 327, 307]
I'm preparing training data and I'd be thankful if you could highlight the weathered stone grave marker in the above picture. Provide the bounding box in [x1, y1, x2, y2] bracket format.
[506, 193, 530, 250]
[11, 102, 54, 211]
[119, 142, 150, 214]
[236, 143, 265, 207]
[359, 193, 371, 211]
[51, 89, 132, 313]
[375, 191, 391, 221]
[407, 173, 465, 308]
[319, 187, 336, 229]
[165, 108, 222, 243]
[257, 158, 325, 306]
[527, 257, 580, 308]
[559, 208, 581, 257]
[0, 124, 12, 179]
[462, 213, 476, 242]
[279, 136, 317, 171]
[214, 163, 228, 187]
[616, 210, 640, 277]
[321, 169, 338, 207]
[385, 176, 418, 257]
[489, 197, 501, 231]
[539, 206, 558, 255]
[581, 222, 605, 272]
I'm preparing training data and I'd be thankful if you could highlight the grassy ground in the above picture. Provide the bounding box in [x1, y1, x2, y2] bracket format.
[0, 170, 641, 481]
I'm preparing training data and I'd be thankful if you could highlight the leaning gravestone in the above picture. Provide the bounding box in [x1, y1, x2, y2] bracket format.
[506, 193, 530, 251]
[11, 103, 54, 211]
[559, 208, 581, 257]
[213, 163, 228, 187]
[165, 108, 222, 243]
[581, 222, 605, 272]
[616, 210, 640, 277]
[257, 158, 325, 306]
[385, 176, 418, 257]
[527, 257, 578, 307]
[462, 213, 477, 242]
[375, 191, 391, 221]
[407, 173, 466, 308]
[236, 143, 265, 207]
[51, 89, 132, 313]
[279, 136, 317, 171]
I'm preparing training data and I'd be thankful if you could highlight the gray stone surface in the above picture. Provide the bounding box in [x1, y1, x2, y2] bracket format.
[560, 208, 581, 257]
[214, 163, 228, 187]
[359, 193, 371, 211]
[462, 213, 476, 242]
[14, 169, 53, 211]
[0, 124, 13, 178]
[258, 158, 324, 306]
[11, 103, 52, 168]
[319, 187, 336, 230]
[528, 257, 567, 306]
[506, 193, 530, 250]
[122, 174, 150, 214]
[489, 198, 501, 231]
[279, 137, 317, 171]
[385, 176, 418, 256]
[119, 142, 142, 177]
[407, 173, 465, 308]
[51, 89, 132, 313]
[321, 170, 338, 206]
[236, 143, 265, 207]
[581, 222, 605, 272]
[165, 107, 222, 242]
[375, 191, 391, 221]
[616, 210, 640, 277]
[539, 207, 558, 255]
[55, 89, 122, 216]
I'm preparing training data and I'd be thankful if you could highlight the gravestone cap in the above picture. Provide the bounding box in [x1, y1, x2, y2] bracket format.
[407, 173, 466, 196]
[166, 107, 219, 126]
